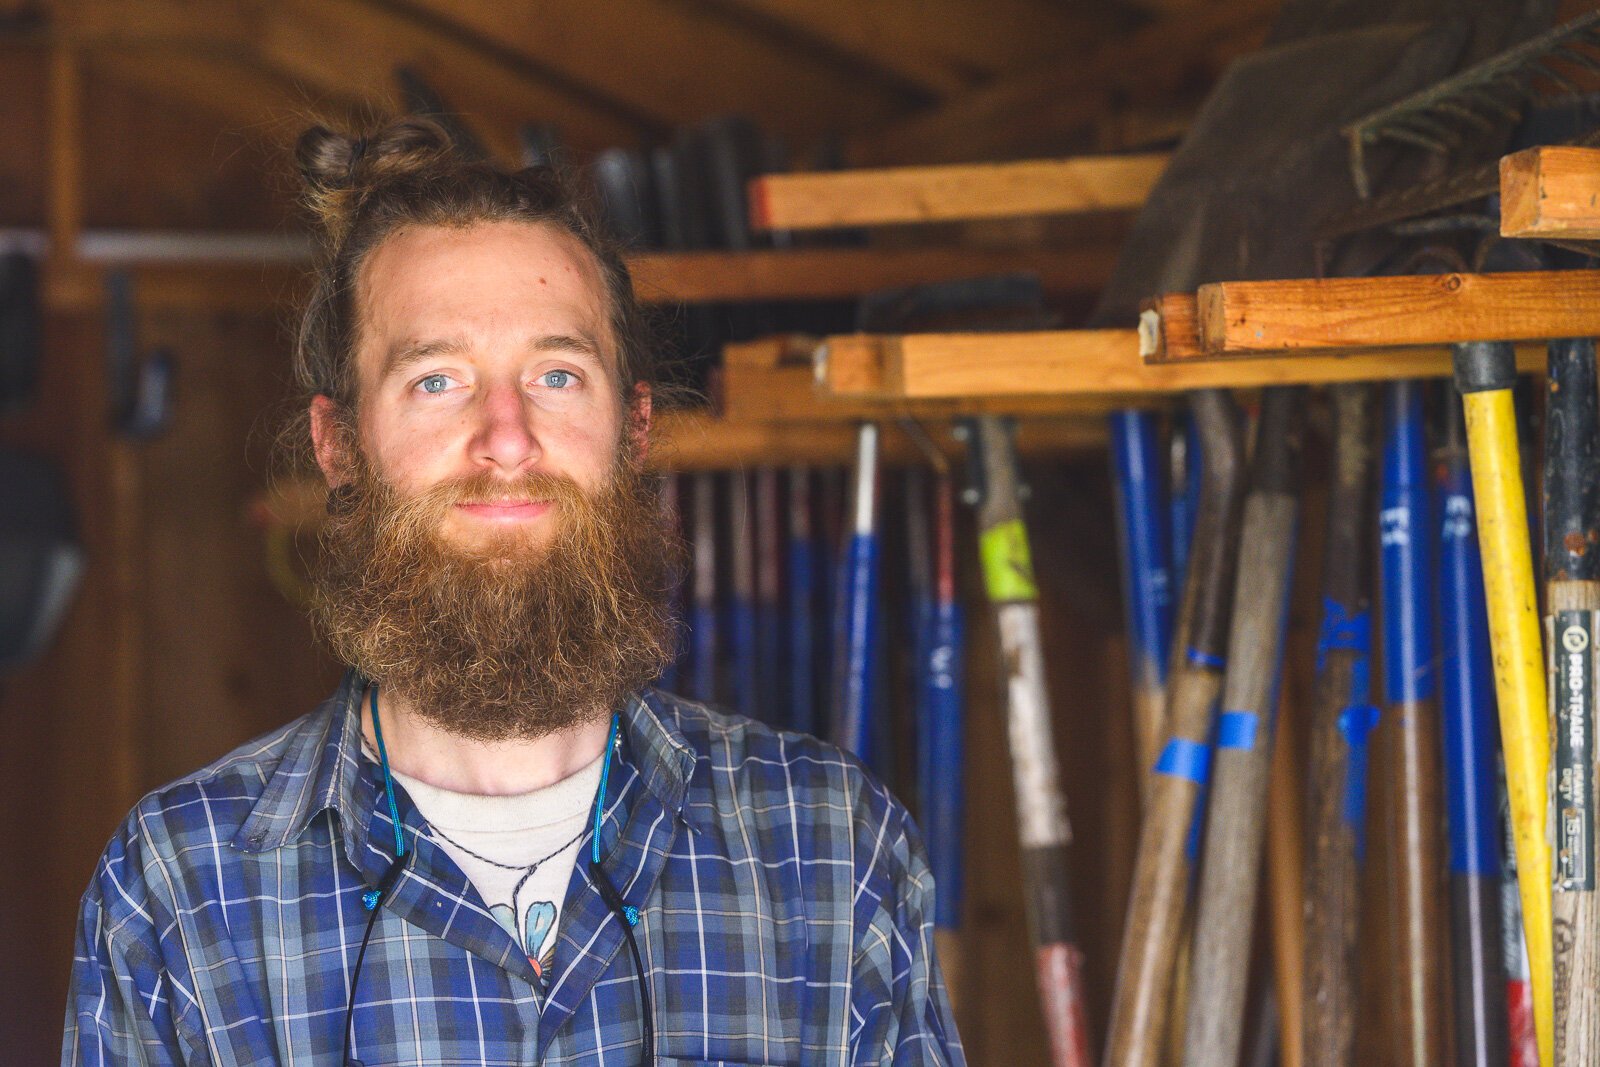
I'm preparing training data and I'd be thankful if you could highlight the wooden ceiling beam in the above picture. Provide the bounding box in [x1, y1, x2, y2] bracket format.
[258, 0, 645, 157]
[385, 0, 913, 142]
[67, 0, 648, 156]
[84, 47, 366, 144]
[850, 0, 1278, 165]
[702, 0, 1104, 100]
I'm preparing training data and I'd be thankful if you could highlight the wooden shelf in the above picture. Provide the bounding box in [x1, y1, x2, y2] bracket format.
[813, 329, 1547, 400]
[747, 152, 1168, 232]
[44, 243, 1119, 312]
[627, 244, 1118, 303]
[1195, 271, 1600, 355]
[1500, 146, 1600, 241]
[722, 336, 1155, 419]
[252, 405, 1107, 530]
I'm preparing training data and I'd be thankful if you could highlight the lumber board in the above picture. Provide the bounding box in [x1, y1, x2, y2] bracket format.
[627, 244, 1118, 303]
[723, 355, 1146, 421]
[747, 153, 1168, 231]
[1197, 271, 1600, 355]
[817, 330, 1546, 398]
[1499, 146, 1600, 240]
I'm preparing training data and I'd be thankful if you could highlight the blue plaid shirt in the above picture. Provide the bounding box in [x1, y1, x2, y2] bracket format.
[64, 674, 963, 1065]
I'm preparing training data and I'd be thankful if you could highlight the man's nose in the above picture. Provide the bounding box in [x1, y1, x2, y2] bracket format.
[471, 381, 542, 472]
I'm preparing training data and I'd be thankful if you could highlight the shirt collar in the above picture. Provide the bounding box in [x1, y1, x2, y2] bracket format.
[234, 673, 706, 855]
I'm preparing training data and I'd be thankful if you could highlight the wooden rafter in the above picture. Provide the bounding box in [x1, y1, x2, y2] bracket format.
[702, 0, 1102, 100]
[380, 0, 914, 143]
[850, 0, 1278, 165]
[85, 47, 366, 143]
[68, 0, 648, 155]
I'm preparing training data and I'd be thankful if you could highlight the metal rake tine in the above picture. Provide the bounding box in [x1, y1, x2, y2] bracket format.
[1432, 100, 1498, 132]
[1380, 125, 1454, 155]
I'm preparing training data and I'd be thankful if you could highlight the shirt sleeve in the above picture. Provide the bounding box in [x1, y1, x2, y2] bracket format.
[63, 826, 197, 1066]
[847, 797, 966, 1066]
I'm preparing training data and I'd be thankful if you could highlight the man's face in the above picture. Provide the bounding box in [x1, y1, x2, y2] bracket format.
[306, 219, 677, 739]
[314, 219, 634, 553]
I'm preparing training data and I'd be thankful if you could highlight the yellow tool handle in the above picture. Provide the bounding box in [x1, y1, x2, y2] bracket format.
[1462, 386, 1552, 1067]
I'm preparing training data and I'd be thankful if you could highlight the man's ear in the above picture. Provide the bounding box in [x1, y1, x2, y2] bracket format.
[308, 395, 352, 487]
[628, 382, 652, 462]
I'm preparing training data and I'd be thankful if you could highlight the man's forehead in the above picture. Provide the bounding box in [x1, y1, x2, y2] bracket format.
[353, 221, 617, 375]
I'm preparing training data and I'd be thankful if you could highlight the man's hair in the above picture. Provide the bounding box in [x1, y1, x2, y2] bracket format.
[291, 117, 654, 412]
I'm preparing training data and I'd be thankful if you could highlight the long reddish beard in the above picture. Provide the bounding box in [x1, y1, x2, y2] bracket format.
[310, 443, 679, 742]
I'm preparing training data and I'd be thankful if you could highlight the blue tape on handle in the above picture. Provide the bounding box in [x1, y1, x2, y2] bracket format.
[1186, 647, 1226, 671]
[1154, 736, 1212, 784]
[1316, 599, 1371, 675]
[1338, 702, 1381, 856]
[1216, 710, 1259, 751]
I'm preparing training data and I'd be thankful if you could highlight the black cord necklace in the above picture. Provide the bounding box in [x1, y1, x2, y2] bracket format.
[342, 687, 654, 1067]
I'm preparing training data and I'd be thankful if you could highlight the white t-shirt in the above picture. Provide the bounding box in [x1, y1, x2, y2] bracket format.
[385, 752, 604, 981]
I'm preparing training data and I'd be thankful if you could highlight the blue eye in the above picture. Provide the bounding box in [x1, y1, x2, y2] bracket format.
[542, 370, 573, 389]
[418, 374, 451, 394]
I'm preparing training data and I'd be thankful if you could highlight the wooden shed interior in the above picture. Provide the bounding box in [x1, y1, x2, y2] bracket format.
[12, 0, 1600, 1064]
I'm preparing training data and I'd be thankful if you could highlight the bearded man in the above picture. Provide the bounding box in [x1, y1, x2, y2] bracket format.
[63, 119, 963, 1067]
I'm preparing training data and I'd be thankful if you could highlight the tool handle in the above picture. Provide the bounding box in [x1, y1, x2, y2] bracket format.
[1105, 390, 1247, 1067]
[1455, 341, 1553, 1067]
[1111, 409, 1176, 783]
[1183, 386, 1304, 1067]
[1302, 384, 1376, 1067]
[1438, 399, 1510, 1067]
[833, 424, 880, 763]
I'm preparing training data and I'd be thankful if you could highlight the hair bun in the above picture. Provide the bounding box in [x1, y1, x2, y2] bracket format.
[296, 118, 460, 244]
[295, 126, 364, 193]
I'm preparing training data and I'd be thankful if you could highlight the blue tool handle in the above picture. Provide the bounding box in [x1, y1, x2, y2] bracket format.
[835, 530, 879, 764]
[1380, 380, 1436, 705]
[1111, 410, 1175, 689]
[1438, 438, 1502, 878]
[919, 599, 965, 929]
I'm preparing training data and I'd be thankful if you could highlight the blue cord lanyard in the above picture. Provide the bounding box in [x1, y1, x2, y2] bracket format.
[367, 683, 624, 901]
[369, 685, 407, 861]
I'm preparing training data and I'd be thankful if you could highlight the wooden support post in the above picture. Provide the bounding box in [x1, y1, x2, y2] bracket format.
[1500, 146, 1600, 241]
[747, 153, 1168, 231]
[1196, 272, 1600, 355]
[48, 47, 83, 265]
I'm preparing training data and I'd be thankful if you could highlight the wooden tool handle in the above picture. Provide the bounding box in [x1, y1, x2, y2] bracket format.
[1381, 381, 1449, 1067]
[1545, 336, 1600, 1065]
[972, 416, 1092, 1067]
[1105, 390, 1248, 1067]
[1301, 384, 1375, 1067]
[1183, 386, 1305, 1067]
